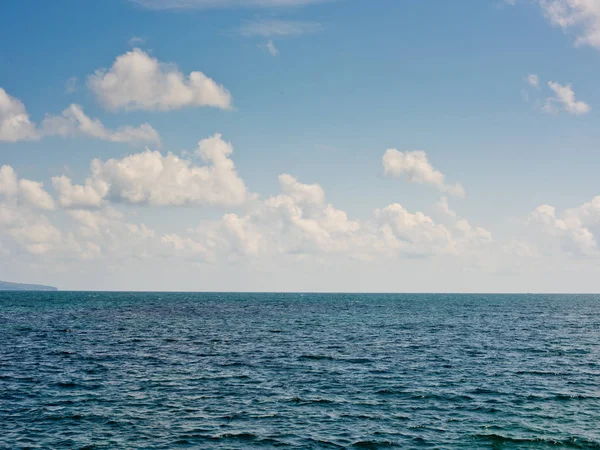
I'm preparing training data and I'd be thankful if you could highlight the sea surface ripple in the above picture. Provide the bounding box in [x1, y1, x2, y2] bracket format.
[1, 292, 600, 449]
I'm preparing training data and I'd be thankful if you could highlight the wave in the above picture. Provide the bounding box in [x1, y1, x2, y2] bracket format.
[473, 434, 600, 448]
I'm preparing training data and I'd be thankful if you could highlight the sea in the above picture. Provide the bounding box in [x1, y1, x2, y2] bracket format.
[1, 292, 600, 449]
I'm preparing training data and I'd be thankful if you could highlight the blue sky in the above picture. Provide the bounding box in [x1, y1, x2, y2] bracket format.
[1, 0, 599, 292]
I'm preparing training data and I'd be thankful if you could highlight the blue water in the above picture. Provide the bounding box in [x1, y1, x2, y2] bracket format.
[1, 293, 600, 449]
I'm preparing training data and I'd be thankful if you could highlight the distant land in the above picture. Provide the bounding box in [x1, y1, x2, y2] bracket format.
[0, 280, 58, 291]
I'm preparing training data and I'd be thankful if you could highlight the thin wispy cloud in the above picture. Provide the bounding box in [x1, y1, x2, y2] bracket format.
[266, 40, 279, 55]
[526, 73, 539, 88]
[65, 76, 78, 94]
[128, 36, 146, 47]
[239, 18, 322, 37]
[131, 0, 334, 9]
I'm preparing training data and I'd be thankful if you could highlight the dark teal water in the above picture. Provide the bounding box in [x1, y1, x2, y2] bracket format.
[1, 293, 600, 449]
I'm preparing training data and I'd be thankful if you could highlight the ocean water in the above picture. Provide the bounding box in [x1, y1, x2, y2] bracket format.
[1, 293, 600, 449]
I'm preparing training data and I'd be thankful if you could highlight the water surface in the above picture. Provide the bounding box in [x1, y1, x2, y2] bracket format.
[1, 292, 599, 448]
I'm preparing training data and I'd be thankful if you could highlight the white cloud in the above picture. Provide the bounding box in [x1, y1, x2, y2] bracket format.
[8, 218, 62, 255]
[382, 149, 465, 197]
[41, 104, 160, 145]
[0, 166, 60, 255]
[239, 19, 322, 37]
[87, 48, 232, 111]
[0, 88, 39, 142]
[53, 133, 248, 208]
[526, 73, 539, 88]
[0, 165, 55, 210]
[436, 196, 457, 217]
[166, 173, 493, 263]
[375, 203, 455, 257]
[537, 0, 600, 49]
[131, 0, 332, 9]
[530, 201, 598, 255]
[51, 175, 107, 208]
[0, 88, 160, 144]
[18, 180, 55, 211]
[543, 81, 591, 115]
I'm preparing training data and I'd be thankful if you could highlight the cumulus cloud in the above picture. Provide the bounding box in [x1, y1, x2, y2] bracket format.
[0, 87, 160, 144]
[0, 165, 55, 210]
[543, 81, 591, 115]
[131, 0, 332, 9]
[530, 201, 598, 255]
[382, 149, 465, 197]
[0, 166, 60, 255]
[239, 19, 322, 37]
[164, 172, 493, 263]
[41, 104, 160, 145]
[537, 0, 600, 49]
[53, 133, 247, 208]
[0, 88, 39, 142]
[87, 48, 232, 111]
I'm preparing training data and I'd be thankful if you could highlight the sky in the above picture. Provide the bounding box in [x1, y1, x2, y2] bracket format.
[1, 0, 600, 292]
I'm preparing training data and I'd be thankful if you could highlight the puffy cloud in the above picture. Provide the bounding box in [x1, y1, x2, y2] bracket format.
[0, 166, 60, 255]
[18, 180, 55, 211]
[0, 165, 54, 210]
[88, 48, 232, 111]
[51, 175, 107, 208]
[131, 0, 332, 9]
[8, 218, 62, 255]
[530, 202, 598, 255]
[0, 88, 159, 144]
[375, 203, 455, 257]
[53, 133, 247, 207]
[0, 88, 38, 142]
[168, 174, 492, 262]
[543, 81, 591, 115]
[41, 104, 160, 145]
[537, 0, 600, 49]
[239, 19, 322, 37]
[382, 149, 465, 197]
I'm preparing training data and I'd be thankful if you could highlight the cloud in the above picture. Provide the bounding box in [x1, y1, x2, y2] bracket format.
[41, 104, 160, 145]
[543, 81, 591, 115]
[65, 77, 78, 94]
[0, 165, 55, 210]
[53, 133, 248, 208]
[382, 149, 465, 197]
[129, 36, 146, 46]
[436, 196, 457, 217]
[0, 166, 59, 255]
[526, 73, 539, 88]
[131, 0, 333, 9]
[266, 40, 279, 56]
[537, 0, 600, 49]
[87, 48, 232, 111]
[0, 88, 160, 144]
[239, 19, 322, 37]
[530, 200, 599, 255]
[165, 172, 493, 263]
[0, 88, 39, 142]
